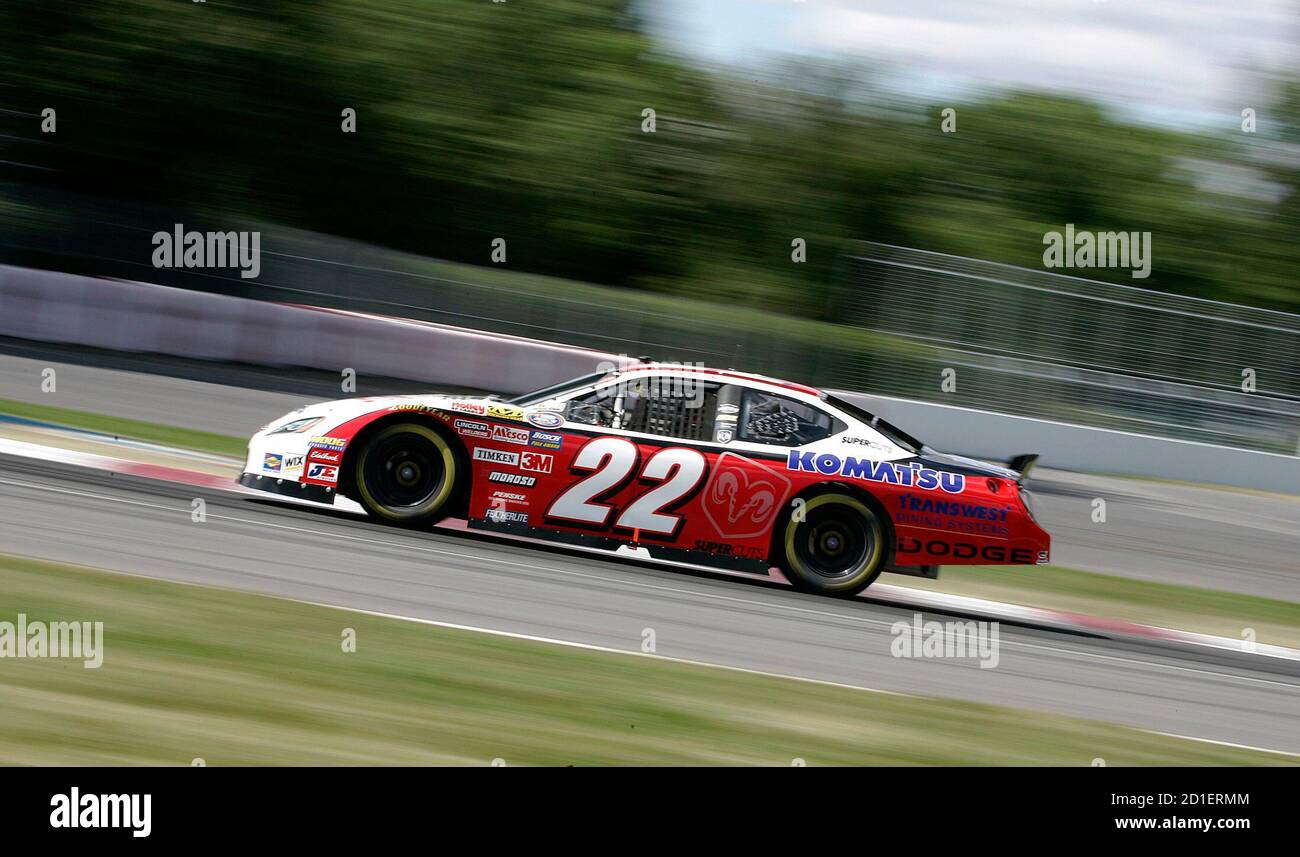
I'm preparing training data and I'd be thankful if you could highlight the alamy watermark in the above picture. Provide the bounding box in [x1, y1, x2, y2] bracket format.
[1042, 224, 1151, 279]
[0, 613, 103, 668]
[890, 613, 1000, 669]
[152, 224, 261, 279]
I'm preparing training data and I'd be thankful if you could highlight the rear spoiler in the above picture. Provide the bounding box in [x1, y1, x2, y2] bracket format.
[1005, 453, 1039, 481]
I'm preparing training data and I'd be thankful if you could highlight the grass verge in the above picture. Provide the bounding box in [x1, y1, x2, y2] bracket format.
[0, 398, 244, 459]
[0, 554, 1290, 766]
[888, 564, 1300, 650]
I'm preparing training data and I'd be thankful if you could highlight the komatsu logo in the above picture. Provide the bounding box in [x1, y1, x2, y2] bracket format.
[787, 451, 965, 494]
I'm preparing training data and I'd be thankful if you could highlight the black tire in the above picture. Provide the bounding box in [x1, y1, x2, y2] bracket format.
[352, 423, 460, 526]
[777, 492, 886, 596]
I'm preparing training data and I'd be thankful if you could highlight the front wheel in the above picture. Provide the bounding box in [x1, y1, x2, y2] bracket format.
[353, 423, 460, 526]
[777, 493, 886, 596]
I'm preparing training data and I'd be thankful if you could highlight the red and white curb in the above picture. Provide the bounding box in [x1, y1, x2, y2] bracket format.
[2, 434, 1296, 664]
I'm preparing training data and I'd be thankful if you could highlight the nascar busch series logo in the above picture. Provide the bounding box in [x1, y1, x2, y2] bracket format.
[702, 452, 791, 539]
[787, 452, 965, 494]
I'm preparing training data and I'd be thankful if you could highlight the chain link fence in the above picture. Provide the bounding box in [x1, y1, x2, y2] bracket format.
[838, 243, 1300, 454]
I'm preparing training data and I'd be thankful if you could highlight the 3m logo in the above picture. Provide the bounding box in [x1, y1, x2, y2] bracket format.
[520, 452, 553, 474]
[701, 452, 790, 539]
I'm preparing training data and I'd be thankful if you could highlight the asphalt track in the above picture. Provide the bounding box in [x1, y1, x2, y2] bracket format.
[2, 339, 1297, 599]
[1, 455, 1297, 754]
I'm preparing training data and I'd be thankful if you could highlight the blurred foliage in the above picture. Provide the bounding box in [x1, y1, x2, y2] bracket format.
[1, 0, 1296, 313]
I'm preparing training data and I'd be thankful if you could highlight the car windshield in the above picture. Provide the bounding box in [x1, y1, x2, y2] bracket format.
[824, 394, 924, 454]
[507, 371, 612, 406]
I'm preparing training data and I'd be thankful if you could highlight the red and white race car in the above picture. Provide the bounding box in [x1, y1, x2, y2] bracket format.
[239, 364, 1049, 597]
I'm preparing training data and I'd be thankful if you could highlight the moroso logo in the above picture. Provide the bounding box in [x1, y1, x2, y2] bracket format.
[488, 471, 536, 487]
[787, 452, 965, 494]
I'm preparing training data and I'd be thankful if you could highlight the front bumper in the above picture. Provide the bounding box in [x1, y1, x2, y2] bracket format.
[238, 471, 337, 504]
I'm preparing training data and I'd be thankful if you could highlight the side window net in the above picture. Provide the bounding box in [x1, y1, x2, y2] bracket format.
[740, 390, 839, 445]
[620, 380, 718, 441]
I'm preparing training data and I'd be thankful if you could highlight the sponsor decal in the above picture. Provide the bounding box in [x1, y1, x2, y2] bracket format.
[896, 538, 1037, 563]
[717, 403, 739, 415]
[488, 471, 536, 487]
[897, 496, 1010, 521]
[453, 418, 491, 438]
[701, 452, 791, 539]
[310, 450, 342, 464]
[389, 403, 438, 414]
[263, 453, 283, 473]
[787, 452, 966, 494]
[474, 448, 519, 466]
[490, 490, 529, 505]
[451, 401, 487, 415]
[492, 424, 531, 446]
[526, 410, 564, 429]
[486, 509, 528, 523]
[529, 430, 563, 450]
[691, 539, 767, 561]
[307, 463, 339, 483]
[715, 428, 733, 443]
[841, 436, 890, 451]
[309, 435, 347, 451]
[519, 451, 554, 474]
[487, 404, 525, 422]
[281, 454, 305, 473]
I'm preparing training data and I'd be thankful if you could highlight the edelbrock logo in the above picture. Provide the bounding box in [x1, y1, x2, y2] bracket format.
[50, 787, 151, 837]
[787, 452, 965, 494]
[152, 224, 260, 279]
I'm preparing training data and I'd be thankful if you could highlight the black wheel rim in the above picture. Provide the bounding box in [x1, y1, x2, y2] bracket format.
[363, 432, 446, 509]
[794, 504, 872, 580]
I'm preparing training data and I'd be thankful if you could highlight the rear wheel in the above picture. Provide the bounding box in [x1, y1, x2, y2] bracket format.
[778, 493, 886, 596]
[353, 423, 459, 526]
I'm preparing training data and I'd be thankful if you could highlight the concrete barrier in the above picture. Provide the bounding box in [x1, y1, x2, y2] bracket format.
[837, 391, 1300, 494]
[1, 264, 1295, 492]
[0, 266, 618, 393]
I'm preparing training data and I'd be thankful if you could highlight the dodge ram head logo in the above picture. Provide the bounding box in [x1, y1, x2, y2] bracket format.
[701, 452, 791, 539]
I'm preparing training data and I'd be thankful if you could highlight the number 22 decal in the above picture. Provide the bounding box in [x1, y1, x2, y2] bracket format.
[546, 437, 707, 538]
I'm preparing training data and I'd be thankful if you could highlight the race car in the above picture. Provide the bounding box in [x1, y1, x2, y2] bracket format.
[239, 364, 1050, 597]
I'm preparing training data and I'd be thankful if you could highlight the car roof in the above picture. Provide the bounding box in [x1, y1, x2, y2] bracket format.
[621, 363, 824, 399]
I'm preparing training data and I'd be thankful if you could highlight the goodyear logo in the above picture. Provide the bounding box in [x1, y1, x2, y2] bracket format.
[787, 451, 965, 494]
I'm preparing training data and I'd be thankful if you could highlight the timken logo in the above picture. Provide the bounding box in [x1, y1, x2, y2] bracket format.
[474, 448, 519, 465]
[787, 452, 965, 494]
[50, 788, 151, 837]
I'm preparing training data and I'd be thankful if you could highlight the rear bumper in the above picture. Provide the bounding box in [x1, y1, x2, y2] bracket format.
[238, 471, 337, 505]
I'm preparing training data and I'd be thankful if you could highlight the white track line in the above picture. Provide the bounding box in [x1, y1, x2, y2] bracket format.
[2, 473, 1297, 693]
